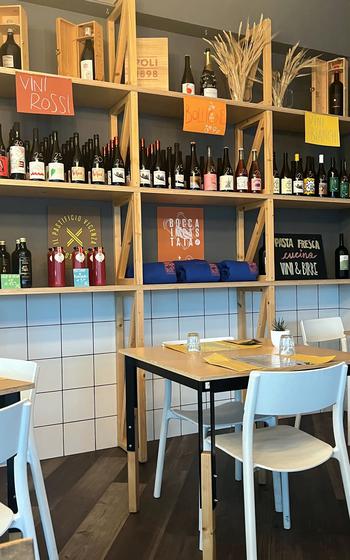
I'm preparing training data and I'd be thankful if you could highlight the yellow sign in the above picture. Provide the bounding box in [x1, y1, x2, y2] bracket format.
[305, 111, 340, 147]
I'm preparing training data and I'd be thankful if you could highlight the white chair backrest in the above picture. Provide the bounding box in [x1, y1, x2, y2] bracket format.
[0, 358, 38, 403]
[244, 363, 347, 419]
[0, 401, 31, 465]
[300, 317, 347, 351]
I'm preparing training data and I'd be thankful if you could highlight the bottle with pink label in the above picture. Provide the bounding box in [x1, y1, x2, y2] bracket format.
[203, 146, 217, 191]
[93, 246, 106, 286]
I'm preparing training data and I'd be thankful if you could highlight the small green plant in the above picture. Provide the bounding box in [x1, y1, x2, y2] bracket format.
[272, 317, 287, 331]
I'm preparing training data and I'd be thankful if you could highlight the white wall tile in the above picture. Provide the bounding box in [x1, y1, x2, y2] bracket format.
[276, 287, 297, 312]
[178, 289, 204, 317]
[92, 293, 116, 322]
[95, 384, 117, 417]
[279, 310, 298, 337]
[204, 289, 228, 315]
[146, 379, 154, 411]
[152, 317, 179, 345]
[95, 416, 117, 450]
[63, 387, 94, 422]
[63, 355, 94, 389]
[34, 424, 63, 460]
[153, 409, 181, 439]
[245, 292, 253, 313]
[318, 285, 339, 310]
[178, 316, 204, 340]
[252, 291, 262, 313]
[144, 318, 152, 346]
[147, 410, 154, 441]
[204, 314, 229, 338]
[94, 353, 116, 385]
[64, 419, 95, 455]
[229, 289, 237, 314]
[36, 358, 62, 393]
[0, 327, 27, 359]
[27, 295, 60, 326]
[318, 308, 340, 319]
[229, 314, 238, 338]
[153, 378, 180, 410]
[340, 285, 350, 309]
[144, 291, 151, 319]
[94, 321, 116, 354]
[151, 290, 178, 318]
[0, 296, 26, 328]
[34, 391, 62, 427]
[28, 325, 61, 360]
[62, 323, 93, 357]
[61, 294, 92, 324]
[297, 285, 318, 309]
[123, 295, 133, 321]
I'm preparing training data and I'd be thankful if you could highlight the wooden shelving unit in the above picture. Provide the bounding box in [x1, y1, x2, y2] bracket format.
[1, 0, 350, 457]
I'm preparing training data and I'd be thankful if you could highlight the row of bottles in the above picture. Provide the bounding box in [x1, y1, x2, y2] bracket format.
[274, 152, 350, 198]
[0, 123, 129, 185]
[0, 238, 32, 288]
[140, 140, 263, 192]
[48, 246, 106, 287]
[181, 49, 217, 98]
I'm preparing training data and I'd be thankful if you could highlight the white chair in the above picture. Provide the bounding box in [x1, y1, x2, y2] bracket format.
[0, 401, 39, 559]
[299, 317, 349, 443]
[214, 363, 350, 560]
[0, 358, 58, 559]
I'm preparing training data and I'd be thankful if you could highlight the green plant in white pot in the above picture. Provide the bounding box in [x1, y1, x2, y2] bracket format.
[271, 318, 290, 349]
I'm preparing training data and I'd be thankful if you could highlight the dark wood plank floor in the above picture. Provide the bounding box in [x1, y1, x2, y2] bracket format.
[1, 413, 349, 559]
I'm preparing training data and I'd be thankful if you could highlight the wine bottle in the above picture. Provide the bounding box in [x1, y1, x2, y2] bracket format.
[219, 147, 234, 191]
[340, 160, 349, 199]
[258, 238, 266, 275]
[335, 233, 349, 279]
[29, 127, 45, 181]
[317, 154, 328, 197]
[329, 71, 343, 115]
[48, 131, 64, 182]
[273, 152, 280, 194]
[200, 48, 217, 98]
[11, 239, 20, 273]
[235, 148, 248, 193]
[9, 122, 25, 180]
[18, 237, 32, 288]
[71, 132, 85, 183]
[292, 153, 304, 195]
[0, 124, 8, 178]
[249, 149, 262, 193]
[328, 157, 339, 198]
[43, 136, 49, 179]
[188, 141, 201, 190]
[87, 137, 93, 183]
[203, 146, 217, 191]
[0, 241, 10, 275]
[303, 156, 316, 196]
[139, 137, 151, 187]
[166, 146, 173, 189]
[280, 152, 293, 195]
[125, 147, 131, 185]
[80, 27, 95, 80]
[91, 134, 105, 184]
[0, 28, 21, 69]
[174, 143, 185, 189]
[181, 55, 195, 95]
[111, 136, 125, 185]
[152, 140, 166, 188]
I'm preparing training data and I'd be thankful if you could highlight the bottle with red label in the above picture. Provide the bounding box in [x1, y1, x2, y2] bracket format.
[87, 247, 94, 285]
[93, 246, 106, 286]
[72, 246, 87, 269]
[50, 246, 66, 287]
[0, 124, 8, 178]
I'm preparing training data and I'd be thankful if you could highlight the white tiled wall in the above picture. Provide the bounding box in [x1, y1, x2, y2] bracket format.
[0, 284, 345, 459]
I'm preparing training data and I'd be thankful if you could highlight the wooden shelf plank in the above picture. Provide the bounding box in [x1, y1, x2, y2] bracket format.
[272, 194, 350, 209]
[140, 188, 267, 206]
[0, 179, 135, 202]
[142, 281, 270, 291]
[273, 279, 350, 286]
[0, 285, 137, 296]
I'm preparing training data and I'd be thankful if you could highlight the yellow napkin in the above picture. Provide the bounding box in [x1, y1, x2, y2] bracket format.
[293, 354, 336, 365]
[164, 340, 237, 353]
[163, 343, 187, 353]
[204, 352, 258, 372]
[229, 340, 262, 350]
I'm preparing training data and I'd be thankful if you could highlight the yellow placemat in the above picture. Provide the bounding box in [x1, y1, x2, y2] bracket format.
[293, 354, 336, 365]
[164, 340, 237, 353]
[203, 352, 258, 372]
[229, 340, 262, 350]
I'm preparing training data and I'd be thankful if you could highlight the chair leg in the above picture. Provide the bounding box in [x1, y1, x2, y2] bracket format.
[347, 379, 350, 446]
[199, 427, 210, 551]
[294, 414, 302, 429]
[281, 472, 291, 530]
[234, 424, 242, 481]
[13, 457, 40, 560]
[336, 447, 350, 516]
[28, 433, 58, 559]
[243, 460, 258, 560]
[272, 472, 282, 513]
[153, 414, 171, 499]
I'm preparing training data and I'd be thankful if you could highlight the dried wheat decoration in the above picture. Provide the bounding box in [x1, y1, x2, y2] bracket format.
[272, 43, 317, 107]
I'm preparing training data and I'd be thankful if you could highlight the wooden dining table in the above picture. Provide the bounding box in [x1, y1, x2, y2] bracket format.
[0, 376, 35, 512]
[119, 341, 350, 559]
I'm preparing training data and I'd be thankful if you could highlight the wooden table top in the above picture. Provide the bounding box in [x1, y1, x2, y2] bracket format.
[0, 377, 34, 396]
[119, 341, 350, 383]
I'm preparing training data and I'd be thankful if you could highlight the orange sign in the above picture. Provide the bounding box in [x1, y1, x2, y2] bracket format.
[183, 95, 226, 135]
[16, 71, 74, 116]
[157, 207, 204, 261]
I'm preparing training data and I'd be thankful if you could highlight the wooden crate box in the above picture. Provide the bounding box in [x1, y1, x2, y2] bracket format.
[125, 37, 169, 90]
[312, 57, 348, 116]
[56, 18, 104, 81]
[0, 4, 29, 69]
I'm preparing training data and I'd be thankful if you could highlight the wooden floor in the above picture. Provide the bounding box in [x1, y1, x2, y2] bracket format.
[1, 413, 349, 559]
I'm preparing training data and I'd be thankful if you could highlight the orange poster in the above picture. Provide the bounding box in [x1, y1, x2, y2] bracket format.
[16, 71, 74, 116]
[157, 207, 204, 261]
[183, 95, 226, 135]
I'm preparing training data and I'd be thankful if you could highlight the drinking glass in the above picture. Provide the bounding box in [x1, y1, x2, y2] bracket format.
[279, 334, 295, 357]
[186, 332, 201, 352]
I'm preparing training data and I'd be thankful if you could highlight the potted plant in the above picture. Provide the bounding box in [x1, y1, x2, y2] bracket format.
[271, 318, 290, 349]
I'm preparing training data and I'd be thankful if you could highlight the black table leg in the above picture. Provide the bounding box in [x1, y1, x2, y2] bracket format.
[209, 387, 217, 509]
[197, 386, 204, 508]
[125, 356, 139, 512]
[0, 392, 20, 513]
